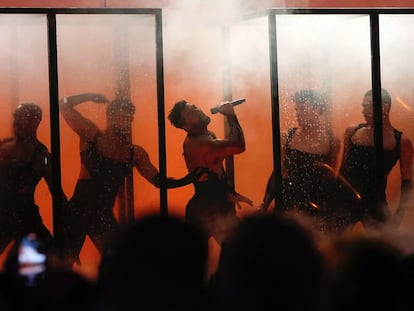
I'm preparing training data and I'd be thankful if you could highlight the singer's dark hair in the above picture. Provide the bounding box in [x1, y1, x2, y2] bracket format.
[168, 100, 187, 128]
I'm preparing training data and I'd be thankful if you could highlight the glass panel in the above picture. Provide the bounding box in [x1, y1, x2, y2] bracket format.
[228, 16, 271, 217]
[380, 15, 414, 228]
[0, 15, 51, 263]
[276, 14, 372, 234]
[57, 14, 159, 278]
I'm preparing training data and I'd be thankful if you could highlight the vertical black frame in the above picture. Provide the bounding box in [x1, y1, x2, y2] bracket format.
[369, 13, 385, 202]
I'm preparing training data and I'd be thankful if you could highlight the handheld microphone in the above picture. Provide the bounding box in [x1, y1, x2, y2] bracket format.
[210, 98, 246, 114]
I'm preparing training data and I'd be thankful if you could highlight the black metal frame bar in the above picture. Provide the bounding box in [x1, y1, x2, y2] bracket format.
[0, 8, 163, 14]
[369, 13, 385, 206]
[155, 11, 168, 217]
[0, 8, 167, 237]
[231, 8, 414, 21]
[223, 8, 414, 208]
[267, 13, 283, 209]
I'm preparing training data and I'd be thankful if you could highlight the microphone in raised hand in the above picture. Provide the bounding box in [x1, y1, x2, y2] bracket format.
[210, 98, 246, 114]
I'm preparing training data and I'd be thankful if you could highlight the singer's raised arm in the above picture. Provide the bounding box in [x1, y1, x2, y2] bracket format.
[213, 102, 245, 157]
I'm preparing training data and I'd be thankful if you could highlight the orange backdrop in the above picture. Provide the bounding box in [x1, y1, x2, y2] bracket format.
[1, 1, 414, 280]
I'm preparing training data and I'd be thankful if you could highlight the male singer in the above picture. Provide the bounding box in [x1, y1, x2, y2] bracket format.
[168, 100, 251, 245]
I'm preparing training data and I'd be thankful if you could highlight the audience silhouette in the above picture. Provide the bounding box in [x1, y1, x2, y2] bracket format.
[208, 213, 324, 311]
[0, 211, 413, 311]
[321, 233, 403, 311]
[92, 214, 208, 311]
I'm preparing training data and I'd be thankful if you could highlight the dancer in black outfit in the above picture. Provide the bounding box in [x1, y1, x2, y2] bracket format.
[0, 103, 65, 254]
[60, 93, 202, 266]
[260, 90, 341, 235]
[339, 88, 413, 229]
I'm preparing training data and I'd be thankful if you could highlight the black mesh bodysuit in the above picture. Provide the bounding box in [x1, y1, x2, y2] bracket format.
[340, 123, 401, 226]
[281, 128, 334, 215]
[65, 135, 133, 262]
